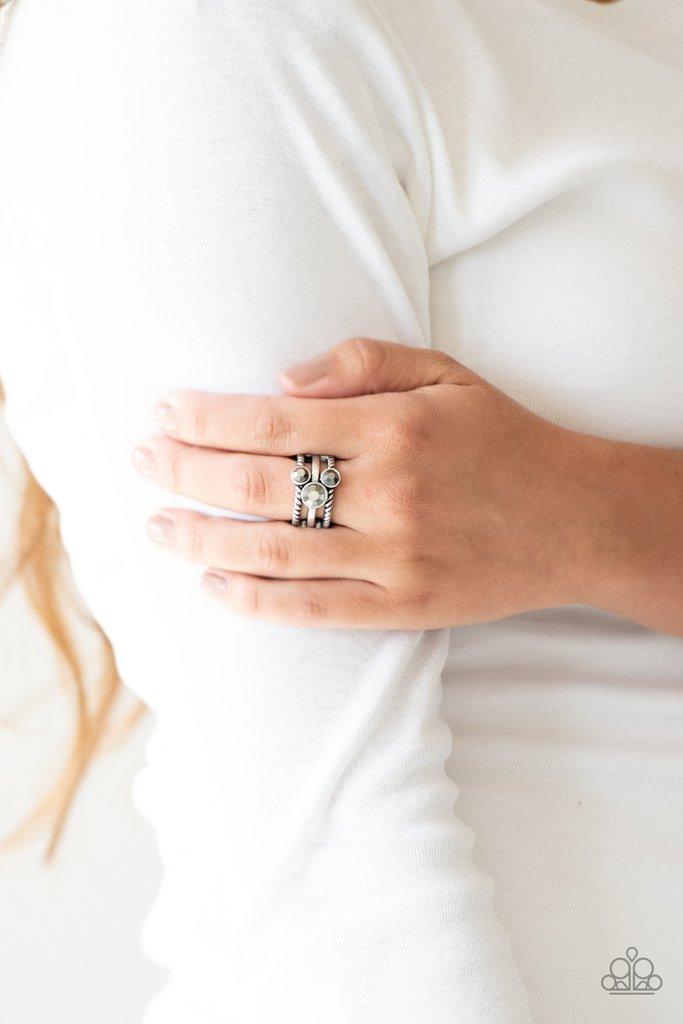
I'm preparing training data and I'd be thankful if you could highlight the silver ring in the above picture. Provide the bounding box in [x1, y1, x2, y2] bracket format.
[290, 454, 341, 528]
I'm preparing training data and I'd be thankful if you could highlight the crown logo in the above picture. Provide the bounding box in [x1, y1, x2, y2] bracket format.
[601, 946, 662, 994]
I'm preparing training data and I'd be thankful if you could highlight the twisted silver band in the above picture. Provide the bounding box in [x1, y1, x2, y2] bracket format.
[290, 455, 307, 526]
[321, 456, 337, 528]
[290, 454, 341, 528]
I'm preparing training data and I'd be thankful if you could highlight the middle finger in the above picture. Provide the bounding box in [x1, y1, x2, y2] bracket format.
[132, 434, 362, 525]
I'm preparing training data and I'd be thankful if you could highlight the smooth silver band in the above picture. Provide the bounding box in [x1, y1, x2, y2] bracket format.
[306, 455, 320, 527]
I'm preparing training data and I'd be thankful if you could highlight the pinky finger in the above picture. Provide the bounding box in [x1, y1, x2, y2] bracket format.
[199, 570, 391, 628]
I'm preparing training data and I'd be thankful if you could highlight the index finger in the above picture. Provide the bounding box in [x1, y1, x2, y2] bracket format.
[151, 391, 372, 458]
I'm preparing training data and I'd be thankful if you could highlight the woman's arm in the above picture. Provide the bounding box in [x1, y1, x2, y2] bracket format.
[568, 433, 683, 637]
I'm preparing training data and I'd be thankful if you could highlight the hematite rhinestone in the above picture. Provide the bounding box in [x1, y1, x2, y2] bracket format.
[320, 466, 340, 488]
[290, 465, 311, 485]
[301, 482, 328, 509]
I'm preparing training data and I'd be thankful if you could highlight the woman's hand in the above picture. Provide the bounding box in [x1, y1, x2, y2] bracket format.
[132, 338, 683, 633]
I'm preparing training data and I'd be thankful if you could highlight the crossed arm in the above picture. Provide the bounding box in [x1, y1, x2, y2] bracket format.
[132, 335, 683, 638]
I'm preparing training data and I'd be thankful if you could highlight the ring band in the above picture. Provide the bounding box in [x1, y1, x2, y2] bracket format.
[307, 454, 321, 528]
[290, 454, 341, 528]
[290, 455, 309, 526]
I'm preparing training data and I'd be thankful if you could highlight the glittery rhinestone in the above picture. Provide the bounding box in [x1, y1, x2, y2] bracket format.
[320, 467, 340, 488]
[290, 465, 310, 485]
[301, 482, 328, 509]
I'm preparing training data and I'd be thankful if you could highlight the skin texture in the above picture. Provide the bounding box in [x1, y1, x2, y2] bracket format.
[131, 338, 683, 635]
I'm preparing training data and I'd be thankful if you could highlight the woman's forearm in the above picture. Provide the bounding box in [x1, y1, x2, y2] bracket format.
[565, 429, 683, 636]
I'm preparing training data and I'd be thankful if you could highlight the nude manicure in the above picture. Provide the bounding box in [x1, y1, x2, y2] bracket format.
[146, 515, 175, 546]
[131, 446, 156, 477]
[201, 573, 228, 596]
[153, 401, 178, 433]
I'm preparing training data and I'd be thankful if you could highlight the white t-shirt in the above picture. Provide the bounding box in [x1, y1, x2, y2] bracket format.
[1, 1, 682, 1021]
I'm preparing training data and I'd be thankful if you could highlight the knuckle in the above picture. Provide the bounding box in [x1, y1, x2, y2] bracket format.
[383, 466, 423, 524]
[164, 442, 185, 494]
[233, 460, 268, 509]
[184, 394, 210, 441]
[298, 590, 327, 625]
[185, 516, 207, 563]
[394, 394, 431, 451]
[396, 580, 432, 617]
[254, 530, 290, 574]
[234, 577, 261, 617]
[430, 349, 457, 378]
[337, 336, 387, 381]
[375, 515, 430, 576]
[250, 398, 292, 450]
[396, 524, 427, 572]
[373, 394, 430, 458]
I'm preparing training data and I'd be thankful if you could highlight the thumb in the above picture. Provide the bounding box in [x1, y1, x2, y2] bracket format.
[280, 337, 479, 398]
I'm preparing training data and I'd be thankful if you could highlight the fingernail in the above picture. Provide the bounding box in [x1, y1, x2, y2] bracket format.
[146, 515, 175, 546]
[282, 354, 329, 386]
[201, 572, 228, 596]
[153, 401, 178, 433]
[131, 446, 156, 477]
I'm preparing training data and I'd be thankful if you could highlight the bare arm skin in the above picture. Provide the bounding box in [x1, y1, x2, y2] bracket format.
[133, 337, 683, 637]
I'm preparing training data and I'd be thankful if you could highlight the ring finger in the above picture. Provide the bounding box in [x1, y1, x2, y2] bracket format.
[132, 434, 362, 525]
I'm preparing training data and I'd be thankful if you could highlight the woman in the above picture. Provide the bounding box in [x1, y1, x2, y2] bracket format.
[1, 0, 681, 1022]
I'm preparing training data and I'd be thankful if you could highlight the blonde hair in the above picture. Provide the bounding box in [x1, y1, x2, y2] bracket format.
[0, 381, 144, 861]
[0, 0, 146, 865]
